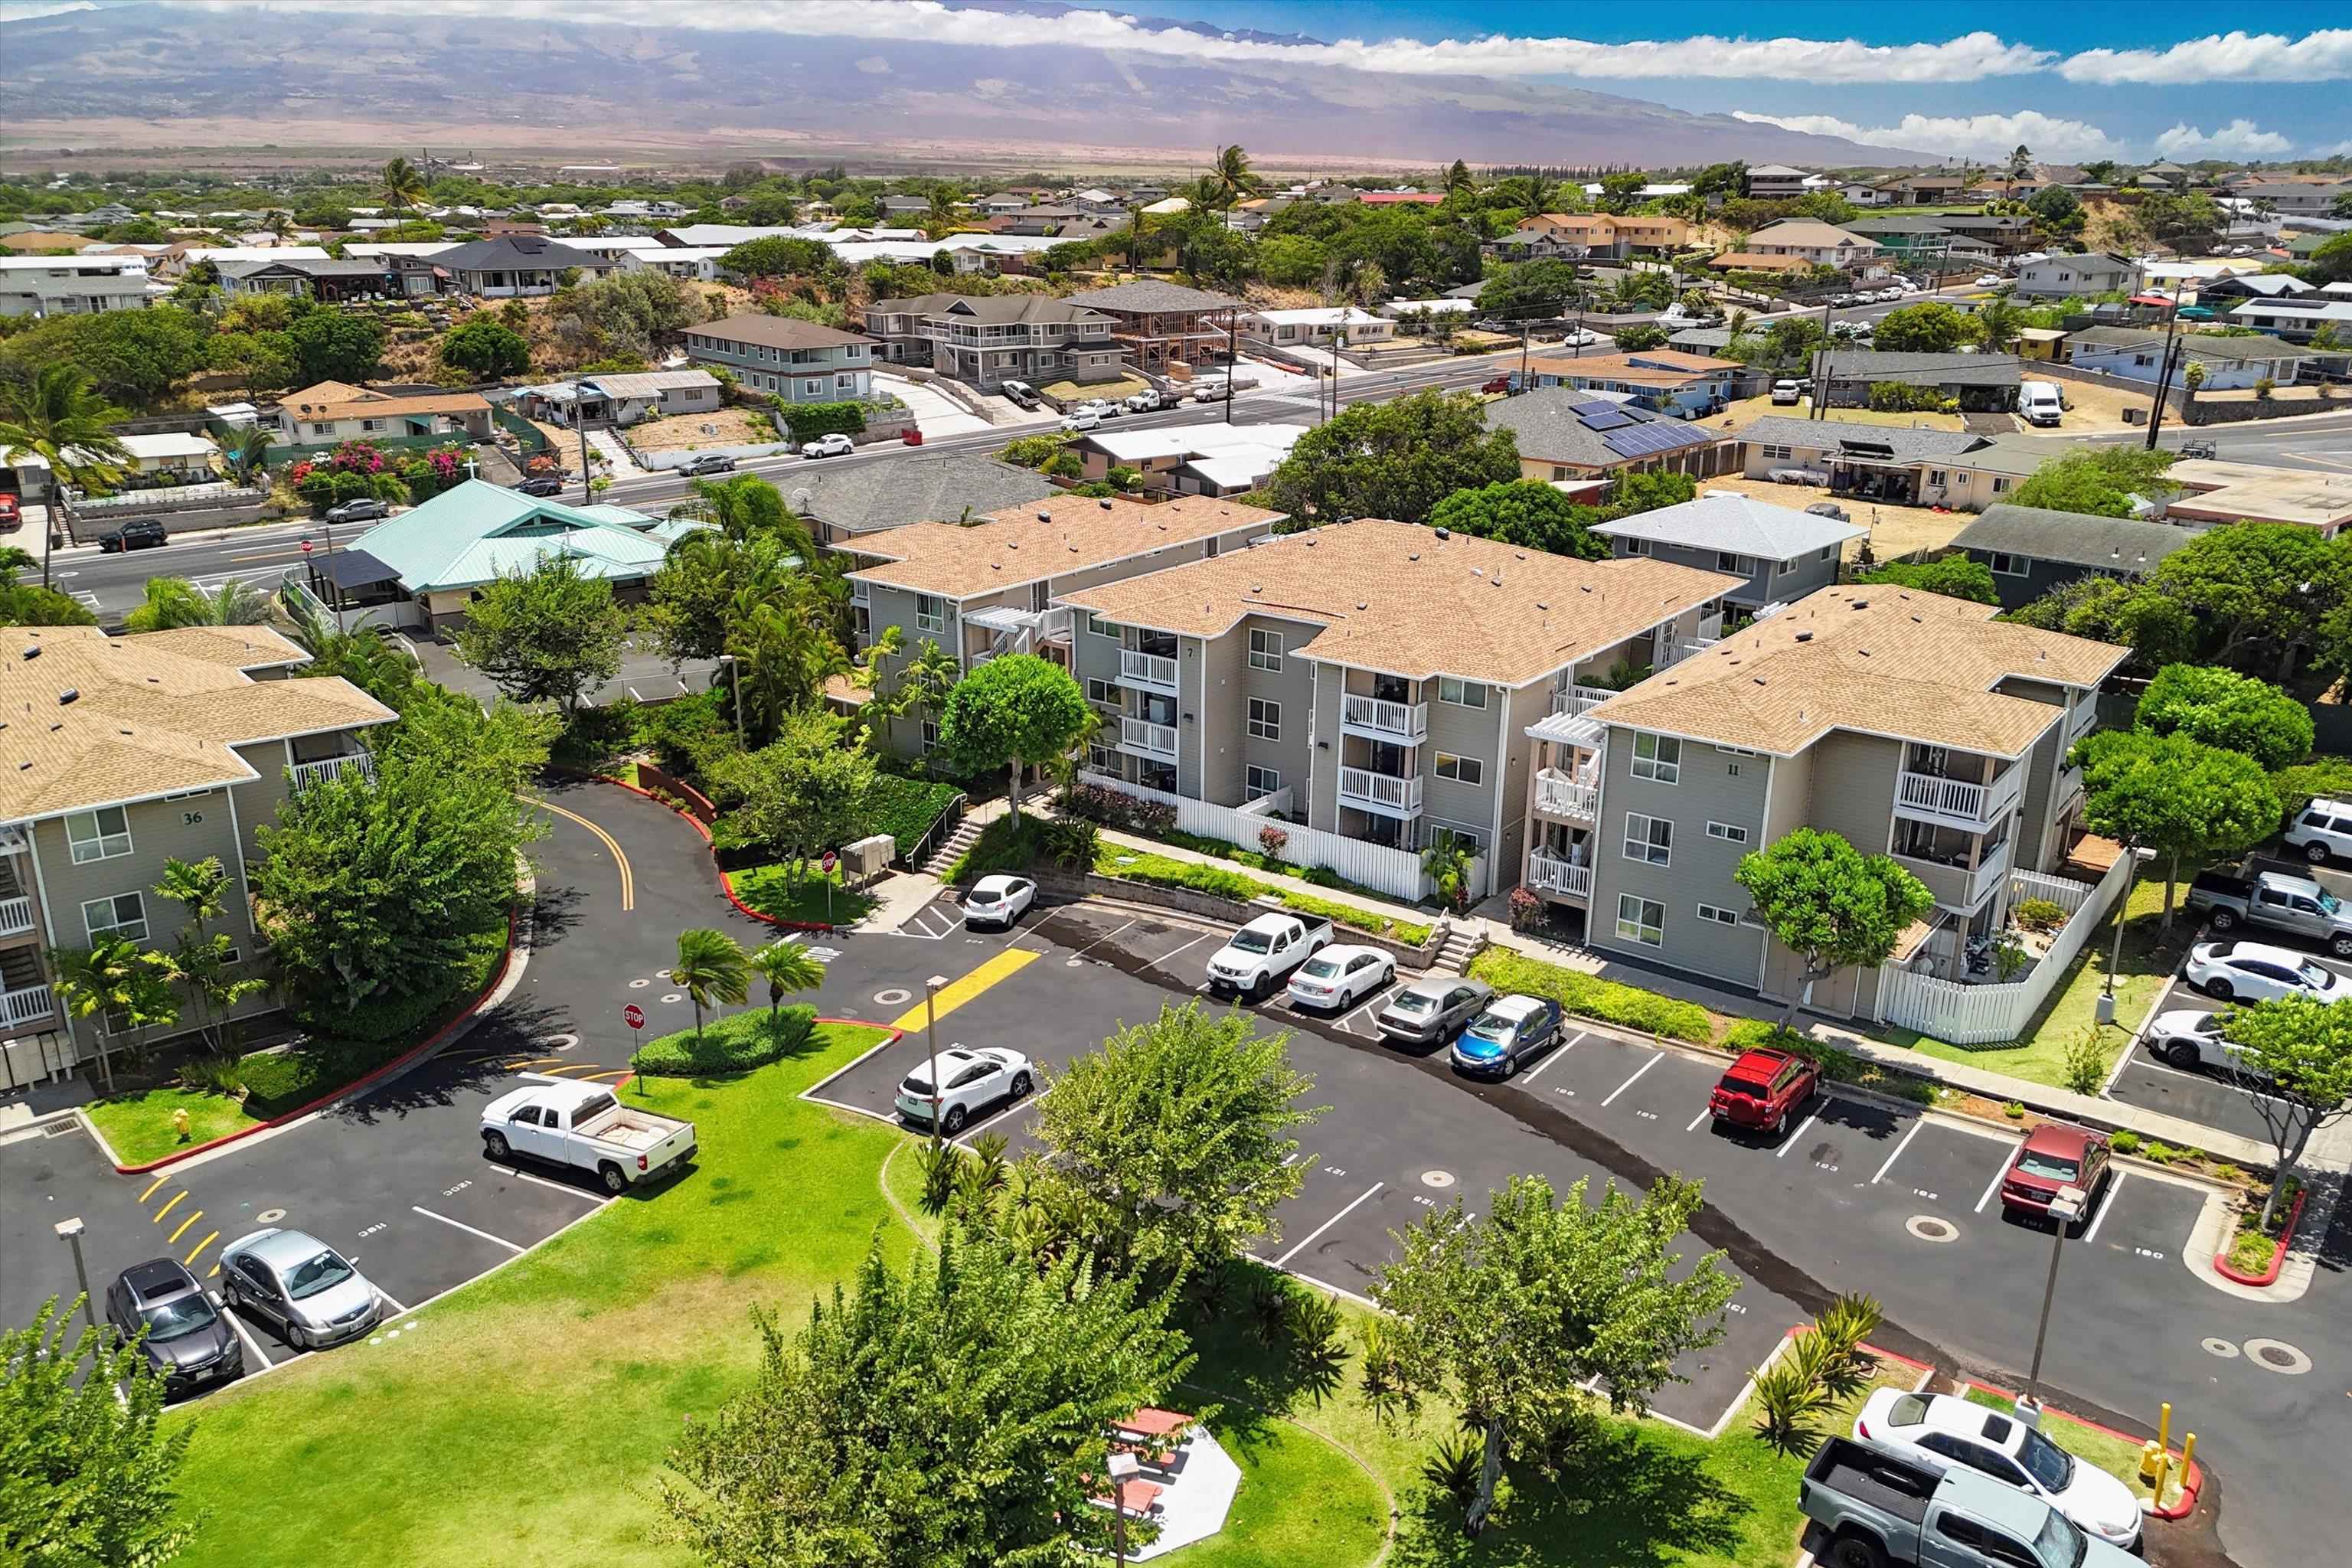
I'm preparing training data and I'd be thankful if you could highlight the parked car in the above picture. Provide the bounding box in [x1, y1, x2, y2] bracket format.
[1556, 329, 1603, 348]
[481, 1080, 697, 1193]
[1059, 410, 1102, 433]
[1450, 994, 1565, 1079]
[97, 517, 168, 552]
[1206, 913, 1332, 1000]
[1375, 975, 1494, 1047]
[323, 496, 390, 524]
[894, 1045, 1033, 1135]
[2019, 381, 2064, 428]
[2186, 869, 2352, 957]
[1123, 389, 1177, 413]
[1480, 374, 1513, 394]
[962, 874, 1034, 929]
[1854, 1389, 2142, 1549]
[2000, 1122, 2112, 1224]
[801, 433, 855, 459]
[515, 474, 565, 497]
[1286, 944, 1395, 1011]
[218, 1228, 383, 1351]
[1805, 501, 1850, 521]
[2283, 798, 2352, 865]
[1973, 274, 2005, 288]
[1771, 379, 1803, 405]
[999, 379, 1041, 410]
[106, 1257, 243, 1394]
[1832, 292, 1859, 307]
[2143, 1008, 2267, 1082]
[1707, 1044, 1819, 1136]
[0, 492, 21, 531]
[1800, 1434, 2138, 1568]
[1074, 398, 1117, 417]
[2186, 939, 2346, 1004]
[1188, 378, 1230, 403]
[679, 452, 737, 475]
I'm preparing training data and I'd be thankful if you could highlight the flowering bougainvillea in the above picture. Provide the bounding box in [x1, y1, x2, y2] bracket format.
[286, 459, 316, 486]
[327, 439, 387, 475]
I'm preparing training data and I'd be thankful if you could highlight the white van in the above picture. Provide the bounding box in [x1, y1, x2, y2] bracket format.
[2020, 381, 2063, 427]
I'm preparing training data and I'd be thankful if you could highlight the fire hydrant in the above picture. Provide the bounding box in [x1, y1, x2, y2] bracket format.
[173, 1107, 191, 1143]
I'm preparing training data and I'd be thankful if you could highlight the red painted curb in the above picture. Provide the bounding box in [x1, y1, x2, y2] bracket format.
[2213, 1186, 2306, 1286]
[1961, 1377, 2203, 1521]
[590, 772, 836, 934]
[113, 906, 520, 1175]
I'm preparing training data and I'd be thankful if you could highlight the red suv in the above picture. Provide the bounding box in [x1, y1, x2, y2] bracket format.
[1708, 1047, 1819, 1137]
[2000, 1123, 2109, 1224]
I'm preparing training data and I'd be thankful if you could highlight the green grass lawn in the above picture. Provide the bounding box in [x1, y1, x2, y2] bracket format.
[727, 862, 878, 926]
[83, 1084, 258, 1166]
[1962, 1387, 2186, 1511]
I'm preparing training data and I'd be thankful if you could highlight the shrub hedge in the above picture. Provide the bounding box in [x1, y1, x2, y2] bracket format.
[779, 400, 868, 442]
[864, 773, 965, 858]
[1096, 848, 1431, 944]
[635, 1004, 818, 1076]
[1470, 949, 1715, 1043]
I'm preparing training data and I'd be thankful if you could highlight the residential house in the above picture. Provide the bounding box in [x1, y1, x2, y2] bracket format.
[0, 625, 394, 1080]
[1067, 280, 1244, 370]
[978, 194, 1031, 216]
[0, 230, 102, 255]
[1541, 588, 2125, 1015]
[1359, 191, 1444, 207]
[2164, 459, 2352, 536]
[2223, 298, 2352, 344]
[880, 196, 932, 218]
[511, 370, 722, 429]
[790, 454, 1058, 546]
[215, 256, 395, 302]
[1592, 490, 1865, 610]
[1949, 505, 2200, 610]
[1743, 165, 1815, 201]
[1838, 181, 1896, 208]
[1838, 216, 1995, 263]
[2063, 326, 2313, 390]
[2197, 273, 2311, 305]
[160, 244, 331, 279]
[1737, 220, 1883, 270]
[2228, 180, 2349, 217]
[1516, 348, 1743, 418]
[844, 494, 1283, 758]
[1060, 519, 1734, 880]
[1067, 423, 1308, 497]
[2136, 162, 2196, 191]
[857, 292, 1124, 390]
[1735, 416, 2043, 510]
[1488, 389, 1740, 482]
[266, 381, 493, 446]
[426, 234, 618, 297]
[0, 253, 149, 315]
[111, 432, 217, 482]
[2014, 252, 2140, 298]
[616, 245, 730, 282]
[1877, 172, 1975, 205]
[680, 315, 877, 403]
[1490, 212, 1690, 261]
[1236, 306, 1394, 349]
[1818, 350, 2023, 413]
[1930, 214, 2038, 255]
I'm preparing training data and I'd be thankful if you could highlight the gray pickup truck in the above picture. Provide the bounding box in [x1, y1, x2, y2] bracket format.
[2186, 868, 2352, 958]
[1799, 1436, 2133, 1568]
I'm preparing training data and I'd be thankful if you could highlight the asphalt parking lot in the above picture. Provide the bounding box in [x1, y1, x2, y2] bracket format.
[2102, 945, 2352, 1148]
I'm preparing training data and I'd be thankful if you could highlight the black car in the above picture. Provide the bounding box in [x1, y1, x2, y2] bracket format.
[515, 475, 565, 497]
[680, 453, 737, 476]
[106, 1257, 242, 1395]
[98, 518, 168, 552]
[323, 497, 390, 524]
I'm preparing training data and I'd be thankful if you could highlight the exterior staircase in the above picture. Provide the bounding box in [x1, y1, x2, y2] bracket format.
[923, 816, 985, 880]
[1426, 920, 1487, 976]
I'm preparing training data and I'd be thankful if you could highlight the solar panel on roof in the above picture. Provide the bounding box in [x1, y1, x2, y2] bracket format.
[1578, 409, 1636, 431]
[1604, 423, 1706, 459]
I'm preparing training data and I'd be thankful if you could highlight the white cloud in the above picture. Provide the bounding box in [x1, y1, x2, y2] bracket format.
[1730, 109, 2128, 163]
[0, 2, 97, 19]
[854, 54, 890, 75]
[2059, 29, 2352, 83]
[2151, 120, 2293, 158]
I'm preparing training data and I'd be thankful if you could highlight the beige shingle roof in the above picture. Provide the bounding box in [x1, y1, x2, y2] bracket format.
[0, 626, 394, 822]
[1060, 518, 1737, 687]
[845, 494, 1285, 600]
[1588, 586, 2128, 758]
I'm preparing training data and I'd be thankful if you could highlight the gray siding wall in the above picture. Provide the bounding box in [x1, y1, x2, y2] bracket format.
[1621, 538, 1772, 604]
[1176, 635, 1208, 799]
[231, 743, 295, 865]
[1194, 632, 1250, 805]
[1236, 616, 1315, 809]
[1805, 731, 1902, 854]
[1422, 683, 1505, 854]
[1769, 549, 1843, 603]
[1306, 663, 1344, 831]
[1998, 678, 2070, 872]
[1586, 727, 1772, 987]
[1498, 682, 1552, 876]
[864, 583, 957, 756]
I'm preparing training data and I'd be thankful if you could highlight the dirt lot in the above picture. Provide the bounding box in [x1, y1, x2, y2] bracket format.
[1717, 394, 1965, 434]
[2040, 377, 2157, 434]
[628, 408, 778, 454]
[1690, 474, 1975, 563]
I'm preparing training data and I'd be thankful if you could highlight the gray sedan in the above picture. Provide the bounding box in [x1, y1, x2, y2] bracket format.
[219, 1228, 384, 1351]
[1375, 976, 1494, 1047]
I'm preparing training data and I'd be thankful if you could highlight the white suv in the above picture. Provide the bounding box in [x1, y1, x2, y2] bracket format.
[2283, 796, 2352, 864]
[894, 1047, 1034, 1135]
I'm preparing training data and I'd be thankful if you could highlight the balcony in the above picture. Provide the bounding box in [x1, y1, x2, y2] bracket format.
[1550, 684, 1617, 718]
[289, 753, 377, 791]
[1119, 648, 1180, 692]
[2, 983, 54, 1029]
[1526, 848, 1591, 900]
[1338, 766, 1423, 818]
[1341, 693, 1428, 744]
[1893, 836, 2014, 912]
[1533, 766, 1600, 822]
[0, 897, 31, 939]
[1119, 717, 1179, 761]
[1895, 765, 2024, 831]
[850, 582, 871, 608]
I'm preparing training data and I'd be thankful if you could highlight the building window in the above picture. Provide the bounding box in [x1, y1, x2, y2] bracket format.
[1927, 469, 1948, 486]
[1249, 628, 1283, 671]
[916, 594, 946, 635]
[1818, 544, 1837, 562]
[1248, 698, 1281, 740]
[1552, 466, 1569, 480]
[1761, 443, 1794, 460]
[921, 720, 940, 754]
[1623, 812, 1672, 866]
[1088, 744, 1116, 773]
[1631, 733, 1681, 784]
[1615, 893, 1664, 947]
[1086, 678, 1116, 704]
[802, 378, 822, 397]
[1717, 550, 1747, 573]
[1989, 552, 2030, 577]
[1697, 903, 1740, 927]
[1245, 765, 1281, 801]
[1085, 612, 1113, 638]
[1437, 676, 1487, 709]
[1706, 820, 1750, 844]
[66, 806, 132, 864]
[1992, 477, 2011, 494]
[1434, 752, 1484, 786]
[83, 891, 147, 944]
[836, 374, 857, 392]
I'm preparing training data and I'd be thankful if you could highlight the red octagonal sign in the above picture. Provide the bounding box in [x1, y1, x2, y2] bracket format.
[622, 1003, 645, 1031]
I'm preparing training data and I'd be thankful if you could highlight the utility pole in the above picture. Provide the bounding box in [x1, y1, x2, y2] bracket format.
[54, 1218, 98, 1334]
[2016, 1184, 2088, 1428]
[923, 974, 948, 1149]
[2144, 297, 2186, 452]
[1223, 306, 1236, 426]
[1811, 292, 1835, 420]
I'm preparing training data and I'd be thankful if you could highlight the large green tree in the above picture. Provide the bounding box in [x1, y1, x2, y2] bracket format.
[1261, 390, 1520, 528]
[1475, 258, 1586, 320]
[284, 309, 387, 385]
[2010, 447, 2180, 518]
[439, 320, 534, 380]
[2071, 729, 2278, 931]
[2216, 997, 2352, 1227]
[2135, 664, 2313, 772]
[671, 927, 749, 1047]
[1866, 302, 1979, 354]
[1851, 555, 2000, 604]
[456, 554, 631, 713]
[705, 707, 876, 875]
[717, 236, 838, 280]
[2148, 522, 2352, 679]
[1375, 1173, 1736, 1535]
[1425, 480, 1607, 559]
[939, 654, 1092, 817]
[0, 306, 209, 410]
[2000, 574, 2197, 671]
[1735, 828, 1935, 1026]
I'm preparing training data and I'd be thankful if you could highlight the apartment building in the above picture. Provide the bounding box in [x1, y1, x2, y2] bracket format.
[1491, 212, 1695, 262]
[842, 494, 1284, 760]
[1067, 280, 1243, 370]
[857, 292, 1125, 390]
[1743, 165, 1816, 201]
[0, 253, 151, 316]
[1592, 491, 1864, 610]
[1520, 588, 2124, 1019]
[681, 315, 877, 404]
[1058, 520, 1734, 877]
[1737, 220, 1884, 270]
[0, 625, 394, 1080]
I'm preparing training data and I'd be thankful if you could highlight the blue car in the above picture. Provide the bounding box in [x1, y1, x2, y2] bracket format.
[1450, 994, 1564, 1079]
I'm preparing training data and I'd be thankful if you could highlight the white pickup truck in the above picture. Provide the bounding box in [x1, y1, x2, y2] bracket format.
[1206, 913, 1333, 1001]
[480, 1080, 697, 1194]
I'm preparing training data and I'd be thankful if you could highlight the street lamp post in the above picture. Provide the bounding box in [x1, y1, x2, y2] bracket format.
[2016, 1183, 2087, 1428]
[716, 652, 746, 746]
[924, 973, 949, 1149]
[54, 1217, 98, 1334]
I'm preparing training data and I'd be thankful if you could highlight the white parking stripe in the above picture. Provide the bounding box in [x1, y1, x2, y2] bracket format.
[2082, 1170, 2125, 1245]
[225, 1307, 275, 1368]
[1144, 933, 1211, 972]
[1272, 1181, 1385, 1269]
[410, 1205, 524, 1254]
[1062, 916, 1139, 962]
[1975, 1143, 2020, 1213]
[1599, 1047, 1658, 1105]
[1870, 1118, 1926, 1185]
[1685, 1107, 1712, 1132]
[505, 1167, 609, 1203]
[1521, 1031, 1586, 1084]
[374, 1286, 410, 1316]
[1775, 1110, 1821, 1157]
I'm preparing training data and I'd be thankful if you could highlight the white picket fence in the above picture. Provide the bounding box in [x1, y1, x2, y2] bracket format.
[1873, 857, 2134, 1045]
[1077, 771, 1486, 903]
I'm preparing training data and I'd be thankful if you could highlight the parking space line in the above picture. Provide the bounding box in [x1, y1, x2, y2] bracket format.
[1063, 917, 1140, 962]
[166, 1210, 203, 1245]
[888, 948, 1041, 1031]
[2125, 1051, 2295, 1103]
[506, 1167, 612, 1202]
[508, 1057, 567, 1070]
[581, 1069, 635, 1083]
[1273, 1181, 1385, 1269]
[1685, 1107, 1711, 1132]
[182, 1230, 218, 1266]
[1145, 933, 1211, 971]
[1599, 1048, 1657, 1105]
[2082, 1171, 2125, 1245]
[1869, 1118, 1926, 1185]
[410, 1205, 524, 1255]
[225, 1309, 274, 1369]
[1521, 1032, 1586, 1084]
[374, 1286, 410, 1316]
[139, 1173, 171, 1201]
[152, 1190, 188, 1224]
[1775, 1111, 1820, 1156]
[1975, 1144, 2017, 1213]
[537, 1062, 606, 1076]
[1332, 986, 1391, 1037]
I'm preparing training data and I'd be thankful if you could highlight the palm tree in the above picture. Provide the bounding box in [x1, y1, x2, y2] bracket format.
[671, 928, 749, 1047]
[1974, 297, 2023, 354]
[149, 857, 265, 1056]
[381, 156, 428, 214]
[746, 942, 825, 1027]
[47, 938, 149, 1092]
[1419, 830, 1478, 914]
[122, 575, 273, 632]
[263, 209, 294, 240]
[0, 364, 132, 590]
[1442, 159, 1474, 201]
[2005, 144, 2033, 201]
[228, 425, 276, 485]
[1212, 143, 1260, 213]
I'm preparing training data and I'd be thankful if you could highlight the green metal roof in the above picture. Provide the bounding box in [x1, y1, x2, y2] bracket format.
[348, 480, 689, 593]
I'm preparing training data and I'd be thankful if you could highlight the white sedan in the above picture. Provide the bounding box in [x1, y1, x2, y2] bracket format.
[962, 874, 1035, 929]
[1854, 1388, 2141, 1549]
[2144, 1008, 2269, 1082]
[2184, 940, 2345, 1004]
[1973, 273, 2005, 288]
[801, 433, 854, 459]
[1285, 944, 1395, 1010]
[894, 1047, 1034, 1135]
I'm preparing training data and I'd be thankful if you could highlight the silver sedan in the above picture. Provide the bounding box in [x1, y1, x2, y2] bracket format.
[219, 1228, 384, 1351]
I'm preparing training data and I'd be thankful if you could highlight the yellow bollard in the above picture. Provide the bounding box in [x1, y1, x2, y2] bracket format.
[2157, 1400, 2171, 1456]
[2150, 1452, 2172, 1509]
[172, 1107, 191, 1143]
[2180, 1432, 2197, 1481]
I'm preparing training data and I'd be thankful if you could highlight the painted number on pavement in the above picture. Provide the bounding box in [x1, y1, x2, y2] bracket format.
[443, 1179, 472, 1197]
[356, 1222, 387, 1239]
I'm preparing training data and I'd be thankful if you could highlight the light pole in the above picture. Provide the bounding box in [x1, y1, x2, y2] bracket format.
[716, 652, 746, 746]
[54, 1217, 98, 1334]
[2016, 1183, 2087, 1429]
[924, 973, 949, 1149]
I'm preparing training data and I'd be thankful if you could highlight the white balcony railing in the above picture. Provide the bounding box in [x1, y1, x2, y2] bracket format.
[1338, 766, 1422, 815]
[289, 753, 377, 791]
[1896, 765, 2023, 828]
[1119, 649, 1180, 691]
[1550, 684, 1617, 717]
[1527, 849, 1591, 900]
[2, 983, 54, 1028]
[0, 897, 31, 938]
[1533, 767, 1600, 822]
[1341, 693, 1428, 743]
[1119, 717, 1179, 760]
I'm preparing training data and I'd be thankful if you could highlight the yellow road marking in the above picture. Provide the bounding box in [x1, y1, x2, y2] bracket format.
[207, 1263, 220, 1279]
[534, 797, 633, 910]
[508, 1056, 566, 1070]
[139, 1173, 171, 1201]
[152, 1189, 188, 1224]
[583, 1070, 635, 1083]
[183, 1230, 219, 1266]
[538, 1061, 604, 1076]
[890, 948, 1042, 1032]
[167, 1210, 203, 1245]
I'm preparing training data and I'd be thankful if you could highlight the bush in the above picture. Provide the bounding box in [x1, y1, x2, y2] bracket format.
[1508, 885, 1544, 931]
[2012, 897, 2068, 933]
[176, 1054, 247, 1098]
[999, 434, 1066, 469]
[2109, 1129, 2142, 1155]
[1256, 824, 1289, 860]
[948, 813, 1050, 884]
[1067, 480, 1118, 498]
[859, 773, 963, 859]
[1866, 383, 1958, 413]
[1043, 450, 1083, 480]
[637, 688, 737, 781]
[1470, 949, 1714, 1043]
[2061, 1027, 2109, 1096]
[2004, 1100, 2028, 1119]
[779, 400, 867, 443]
[1037, 816, 1098, 871]
[634, 1004, 818, 1076]
[1059, 782, 1178, 836]
[1749, 1358, 1830, 1453]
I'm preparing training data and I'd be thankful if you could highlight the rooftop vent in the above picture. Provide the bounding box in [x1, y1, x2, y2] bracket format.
[1036, 510, 1051, 522]
[57, 688, 77, 706]
[1794, 632, 1813, 642]
[1101, 498, 1114, 509]
[19, 645, 36, 661]
[1432, 527, 1450, 541]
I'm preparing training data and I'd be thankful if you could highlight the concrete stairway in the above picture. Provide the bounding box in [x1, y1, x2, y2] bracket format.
[923, 816, 985, 880]
[1427, 920, 1486, 975]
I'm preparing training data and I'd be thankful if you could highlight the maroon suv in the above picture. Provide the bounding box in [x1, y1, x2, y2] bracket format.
[1708, 1047, 1819, 1136]
[2000, 1122, 2110, 1221]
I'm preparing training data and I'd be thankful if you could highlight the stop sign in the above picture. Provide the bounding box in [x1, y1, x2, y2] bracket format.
[822, 851, 838, 874]
[622, 1003, 645, 1030]
[299, 539, 314, 554]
